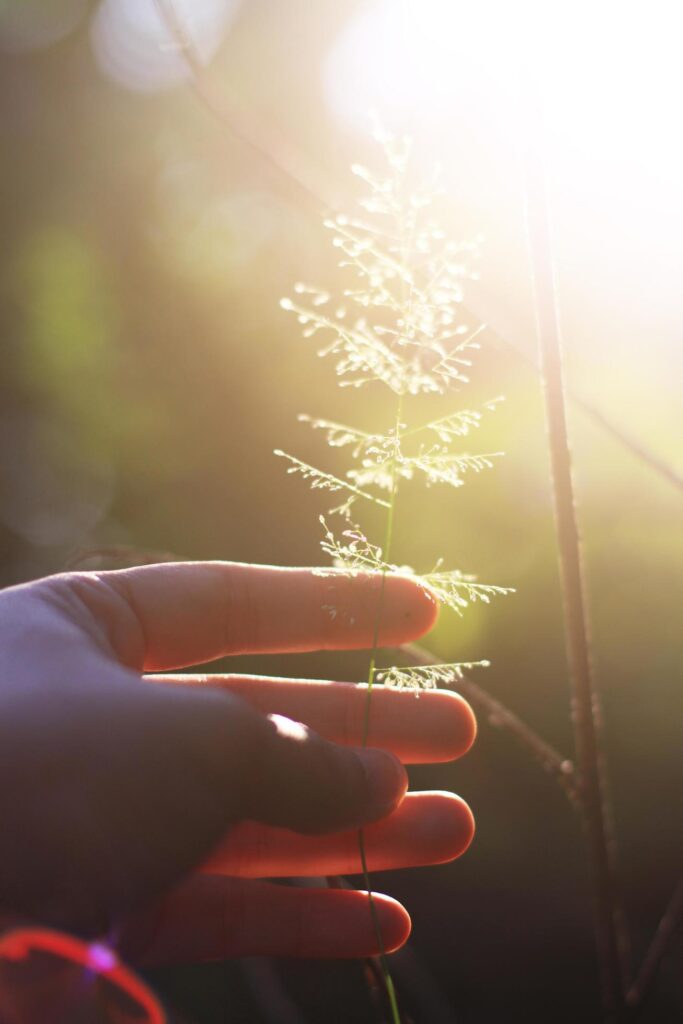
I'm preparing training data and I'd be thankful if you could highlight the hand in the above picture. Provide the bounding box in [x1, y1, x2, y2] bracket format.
[0, 562, 476, 964]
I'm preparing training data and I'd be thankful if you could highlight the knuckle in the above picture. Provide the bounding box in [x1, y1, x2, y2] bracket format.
[43, 571, 146, 668]
[343, 684, 365, 747]
[221, 567, 260, 655]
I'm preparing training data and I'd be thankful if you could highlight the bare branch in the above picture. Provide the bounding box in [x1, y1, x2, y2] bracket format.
[623, 879, 683, 1021]
[401, 643, 580, 807]
[152, 0, 338, 209]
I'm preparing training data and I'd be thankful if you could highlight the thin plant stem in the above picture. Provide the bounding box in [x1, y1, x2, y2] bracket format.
[520, 92, 630, 1015]
[358, 396, 405, 1024]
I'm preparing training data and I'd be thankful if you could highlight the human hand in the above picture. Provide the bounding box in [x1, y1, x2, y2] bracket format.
[0, 562, 476, 964]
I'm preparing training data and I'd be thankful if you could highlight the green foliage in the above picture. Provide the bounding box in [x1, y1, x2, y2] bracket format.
[15, 228, 116, 453]
[279, 129, 513, 690]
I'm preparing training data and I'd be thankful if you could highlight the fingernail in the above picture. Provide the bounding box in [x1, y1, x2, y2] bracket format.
[356, 748, 408, 818]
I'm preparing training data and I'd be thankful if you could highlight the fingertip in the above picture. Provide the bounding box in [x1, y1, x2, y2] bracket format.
[373, 893, 412, 954]
[462, 696, 478, 754]
[381, 575, 439, 644]
[431, 689, 478, 761]
[422, 791, 476, 863]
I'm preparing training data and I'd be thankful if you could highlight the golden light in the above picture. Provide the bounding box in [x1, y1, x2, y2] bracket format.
[90, 0, 241, 92]
[325, 0, 683, 231]
[325, 0, 683, 394]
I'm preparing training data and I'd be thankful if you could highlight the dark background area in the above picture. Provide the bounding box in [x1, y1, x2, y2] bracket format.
[0, 1, 681, 1021]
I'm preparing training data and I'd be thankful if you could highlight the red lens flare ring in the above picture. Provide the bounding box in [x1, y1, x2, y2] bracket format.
[0, 926, 166, 1023]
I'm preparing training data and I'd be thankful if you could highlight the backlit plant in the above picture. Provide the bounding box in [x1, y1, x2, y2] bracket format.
[277, 127, 513, 1023]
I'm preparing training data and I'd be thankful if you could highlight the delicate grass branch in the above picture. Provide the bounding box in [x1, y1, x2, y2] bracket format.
[274, 450, 390, 509]
[422, 570, 514, 615]
[375, 660, 490, 690]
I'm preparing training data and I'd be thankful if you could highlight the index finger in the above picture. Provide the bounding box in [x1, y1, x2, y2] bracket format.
[60, 562, 438, 671]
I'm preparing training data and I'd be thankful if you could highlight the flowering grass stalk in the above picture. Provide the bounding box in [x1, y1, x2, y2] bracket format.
[279, 127, 512, 1023]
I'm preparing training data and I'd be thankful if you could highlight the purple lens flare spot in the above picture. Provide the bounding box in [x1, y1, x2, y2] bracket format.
[87, 942, 117, 972]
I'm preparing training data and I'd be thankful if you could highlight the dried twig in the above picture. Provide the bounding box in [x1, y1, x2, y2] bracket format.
[484, 327, 683, 495]
[624, 879, 683, 1020]
[403, 643, 580, 807]
[521, 97, 630, 1014]
[152, 0, 337, 208]
[576, 402, 683, 494]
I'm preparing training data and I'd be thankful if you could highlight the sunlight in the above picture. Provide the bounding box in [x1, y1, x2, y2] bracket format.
[325, 0, 683, 212]
[90, 0, 241, 92]
[324, 0, 683, 377]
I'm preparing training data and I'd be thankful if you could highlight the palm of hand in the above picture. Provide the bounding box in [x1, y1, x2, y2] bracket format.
[0, 562, 475, 964]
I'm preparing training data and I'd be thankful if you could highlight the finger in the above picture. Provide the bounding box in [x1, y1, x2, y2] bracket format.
[149, 676, 477, 763]
[202, 791, 474, 877]
[53, 562, 437, 670]
[119, 876, 411, 965]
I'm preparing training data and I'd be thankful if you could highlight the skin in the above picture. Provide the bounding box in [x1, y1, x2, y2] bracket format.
[0, 562, 476, 966]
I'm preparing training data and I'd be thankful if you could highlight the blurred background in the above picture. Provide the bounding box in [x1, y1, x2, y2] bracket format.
[0, 0, 681, 1020]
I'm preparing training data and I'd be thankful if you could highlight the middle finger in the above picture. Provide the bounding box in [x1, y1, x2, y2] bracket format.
[146, 675, 477, 763]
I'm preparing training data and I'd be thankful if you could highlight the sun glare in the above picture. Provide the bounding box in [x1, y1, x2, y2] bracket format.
[91, 0, 241, 92]
[325, 0, 683, 206]
[324, 0, 683, 374]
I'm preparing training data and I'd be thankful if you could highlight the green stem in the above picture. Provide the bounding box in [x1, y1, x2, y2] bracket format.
[358, 395, 404, 1024]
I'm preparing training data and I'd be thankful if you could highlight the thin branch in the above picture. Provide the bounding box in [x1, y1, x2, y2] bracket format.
[152, 0, 339, 209]
[576, 401, 683, 495]
[402, 643, 580, 807]
[485, 327, 683, 495]
[273, 450, 391, 508]
[624, 879, 683, 1020]
[521, 97, 630, 1013]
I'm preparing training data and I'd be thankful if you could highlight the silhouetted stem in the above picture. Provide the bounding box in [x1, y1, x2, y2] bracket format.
[403, 643, 580, 807]
[624, 879, 683, 1020]
[521, 99, 629, 1015]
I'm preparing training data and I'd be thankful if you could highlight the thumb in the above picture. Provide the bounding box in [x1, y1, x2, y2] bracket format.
[0, 672, 406, 936]
[110, 681, 408, 916]
[244, 713, 408, 835]
[136, 681, 408, 840]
